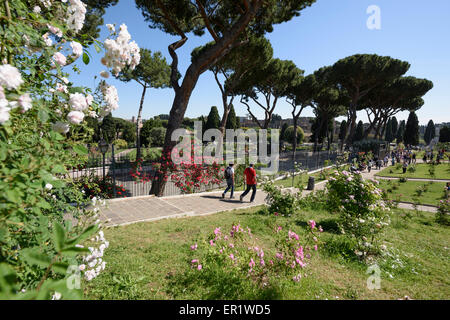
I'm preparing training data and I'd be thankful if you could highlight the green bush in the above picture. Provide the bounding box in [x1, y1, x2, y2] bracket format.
[326, 171, 391, 258]
[283, 126, 305, 145]
[262, 182, 301, 217]
[436, 199, 450, 226]
[113, 139, 128, 150]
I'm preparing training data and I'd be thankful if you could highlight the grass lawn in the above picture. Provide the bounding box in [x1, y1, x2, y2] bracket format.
[84, 206, 449, 300]
[377, 163, 450, 180]
[378, 180, 447, 206]
[273, 166, 344, 189]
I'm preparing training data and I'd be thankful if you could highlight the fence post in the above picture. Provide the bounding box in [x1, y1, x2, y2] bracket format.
[112, 144, 117, 198]
[316, 151, 319, 170]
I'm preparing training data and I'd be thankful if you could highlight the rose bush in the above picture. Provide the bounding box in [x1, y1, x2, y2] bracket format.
[180, 221, 322, 297]
[0, 0, 139, 299]
[326, 171, 391, 258]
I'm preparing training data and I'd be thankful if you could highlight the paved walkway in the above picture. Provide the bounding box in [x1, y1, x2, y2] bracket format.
[99, 190, 267, 227]
[99, 165, 440, 227]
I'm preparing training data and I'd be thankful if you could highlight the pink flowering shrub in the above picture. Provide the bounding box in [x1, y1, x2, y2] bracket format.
[184, 222, 322, 297]
[326, 171, 391, 256]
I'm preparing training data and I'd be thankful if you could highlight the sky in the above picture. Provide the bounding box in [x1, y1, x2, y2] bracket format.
[69, 0, 450, 125]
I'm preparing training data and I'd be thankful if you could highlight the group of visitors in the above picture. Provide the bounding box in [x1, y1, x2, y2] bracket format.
[423, 149, 447, 164]
[350, 154, 387, 173]
[391, 149, 416, 166]
[222, 163, 257, 203]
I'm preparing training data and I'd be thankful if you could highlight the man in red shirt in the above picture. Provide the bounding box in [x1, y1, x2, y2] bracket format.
[240, 164, 257, 203]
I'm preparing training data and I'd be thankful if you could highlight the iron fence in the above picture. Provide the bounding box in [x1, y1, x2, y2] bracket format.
[67, 146, 342, 199]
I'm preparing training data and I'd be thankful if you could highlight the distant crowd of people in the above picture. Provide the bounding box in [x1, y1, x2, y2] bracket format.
[349, 146, 449, 175]
[422, 148, 447, 164]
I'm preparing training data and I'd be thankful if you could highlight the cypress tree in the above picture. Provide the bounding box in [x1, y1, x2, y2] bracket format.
[424, 120, 436, 145]
[280, 122, 289, 141]
[353, 120, 364, 142]
[338, 120, 347, 141]
[439, 126, 450, 143]
[396, 120, 406, 143]
[226, 104, 238, 130]
[205, 106, 221, 131]
[391, 116, 398, 138]
[384, 118, 393, 142]
[404, 111, 420, 146]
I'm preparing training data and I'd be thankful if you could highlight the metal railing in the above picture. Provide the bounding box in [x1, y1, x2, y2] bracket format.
[67, 146, 341, 199]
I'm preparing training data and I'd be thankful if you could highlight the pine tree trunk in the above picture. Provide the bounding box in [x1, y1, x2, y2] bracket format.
[136, 85, 147, 161]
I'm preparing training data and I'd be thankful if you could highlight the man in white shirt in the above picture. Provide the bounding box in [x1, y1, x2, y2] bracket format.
[222, 163, 235, 199]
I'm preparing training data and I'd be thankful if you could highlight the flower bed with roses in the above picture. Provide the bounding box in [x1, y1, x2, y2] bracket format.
[174, 220, 323, 298]
[326, 170, 391, 257]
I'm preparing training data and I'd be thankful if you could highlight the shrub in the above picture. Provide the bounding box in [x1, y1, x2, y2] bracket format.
[177, 222, 322, 298]
[113, 139, 128, 150]
[298, 189, 327, 211]
[263, 182, 300, 217]
[436, 200, 450, 226]
[326, 171, 391, 258]
[283, 126, 305, 145]
[148, 127, 166, 147]
[0, 0, 139, 299]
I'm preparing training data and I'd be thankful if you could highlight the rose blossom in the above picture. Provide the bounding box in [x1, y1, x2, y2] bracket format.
[52, 52, 67, 66]
[0, 64, 24, 89]
[70, 41, 83, 58]
[18, 93, 32, 111]
[69, 93, 88, 111]
[67, 111, 84, 124]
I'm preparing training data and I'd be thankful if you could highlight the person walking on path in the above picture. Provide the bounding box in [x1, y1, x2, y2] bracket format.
[222, 163, 235, 199]
[240, 164, 257, 203]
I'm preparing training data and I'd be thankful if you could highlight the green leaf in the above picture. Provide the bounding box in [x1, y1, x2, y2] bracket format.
[20, 249, 52, 268]
[53, 222, 66, 252]
[65, 225, 98, 246]
[82, 52, 90, 65]
[38, 109, 49, 122]
[94, 43, 102, 53]
[52, 262, 70, 274]
[37, 200, 52, 209]
[5, 189, 21, 203]
[69, 86, 84, 94]
[61, 246, 89, 256]
[52, 164, 66, 174]
[73, 144, 88, 155]
[0, 147, 6, 161]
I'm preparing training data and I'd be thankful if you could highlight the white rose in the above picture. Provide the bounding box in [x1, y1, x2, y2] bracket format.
[0, 64, 24, 89]
[67, 110, 84, 124]
[69, 93, 88, 111]
[52, 52, 66, 66]
[85, 94, 93, 105]
[18, 93, 32, 112]
[0, 105, 10, 124]
[70, 41, 83, 58]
